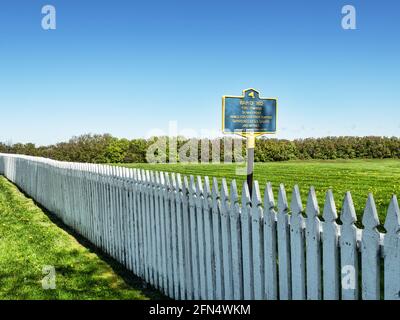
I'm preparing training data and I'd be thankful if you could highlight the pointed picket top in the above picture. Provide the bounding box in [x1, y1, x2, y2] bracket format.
[211, 177, 220, 214]
[211, 177, 220, 201]
[228, 180, 239, 217]
[141, 169, 147, 183]
[196, 176, 204, 199]
[118, 166, 123, 177]
[164, 172, 171, 190]
[291, 185, 303, 216]
[121, 166, 127, 178]
[230, 180, 239, 207]
[159, 171, 165, 187]
[251, 180, 262, 207]
[176, 173, 182, 191]
[241, 181, 251, 208]
[189, 175, 197, 197]
[362, 194, 380, 230]
[264, 182, 275, 210]
[146, 170, 151, 184]
[323, 190, 338, 222]
[306, 187, 320, 218]
[384, 195, 400, 235]
[203, 176, 211, 198]
[170, 172, 177, 191]
[152, 170, 158, 187]
[341, 192, 357, 225]
[128, 168, 134, 179]
[277, 184, 289, 214]
[110, 165, 115, 176]
[149, 170, 155, 185]
[183, 175, 190, 196]
[152, 171, 158, 188]
[220, 178, 229, 204]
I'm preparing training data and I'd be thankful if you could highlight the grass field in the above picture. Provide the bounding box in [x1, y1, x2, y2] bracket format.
[0, 176, 164, 300]
[120, 159, 400, 223]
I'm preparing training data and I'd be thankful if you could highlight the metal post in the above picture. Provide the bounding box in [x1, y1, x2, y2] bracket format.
[246, 134, 255, 198]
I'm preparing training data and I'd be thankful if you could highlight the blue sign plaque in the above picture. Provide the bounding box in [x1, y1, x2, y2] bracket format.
[222, 88, 277, 136]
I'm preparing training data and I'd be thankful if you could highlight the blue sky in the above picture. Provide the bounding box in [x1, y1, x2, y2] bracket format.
[0, 0, 399, 145]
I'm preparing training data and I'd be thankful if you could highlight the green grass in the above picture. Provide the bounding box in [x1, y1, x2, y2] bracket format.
[119, 159, 400, 223]
[0, 176, 165, 300]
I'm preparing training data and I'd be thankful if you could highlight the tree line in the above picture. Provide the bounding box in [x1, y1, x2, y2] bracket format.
[1, 134, 400, 163]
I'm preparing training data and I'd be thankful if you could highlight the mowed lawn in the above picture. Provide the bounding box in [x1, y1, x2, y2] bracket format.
[120, 159, 400, 223]
[0, 176, 164, 300]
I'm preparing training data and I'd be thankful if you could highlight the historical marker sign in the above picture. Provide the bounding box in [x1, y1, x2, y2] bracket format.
[222, 88, 277, 136]
[222, 88, 278, 196]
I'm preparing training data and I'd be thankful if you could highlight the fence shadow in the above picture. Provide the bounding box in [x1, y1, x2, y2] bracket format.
[12, 182, 169, 301]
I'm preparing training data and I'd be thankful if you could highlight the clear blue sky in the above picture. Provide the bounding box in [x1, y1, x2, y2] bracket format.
[0, 0, 399, 145]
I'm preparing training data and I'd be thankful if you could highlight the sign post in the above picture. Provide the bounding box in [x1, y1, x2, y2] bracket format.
[246, 132, 255, 196]
[222, 88, 277, 197]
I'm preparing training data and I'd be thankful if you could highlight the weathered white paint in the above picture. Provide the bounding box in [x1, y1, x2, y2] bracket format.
[361, 194, 381, 300]
[277, 184, 291, 300]
[322, 190, 340, 300]
[263, 183, 278, 300]
[305, 187, 322, 300]
[340, 192, 359, 300]
[203, 176, 215, 300]
[1, 153, 399, 300]
[241, 182, 253, 300]
[230, 180, 243, 300]
[220, 179, 233, 300]
[384, 196, 400, 300]
[251, 181, 264, 300]
[290, 185, 306, 300]
[211, 178, 223, 299]
[195, 176, 207, 300]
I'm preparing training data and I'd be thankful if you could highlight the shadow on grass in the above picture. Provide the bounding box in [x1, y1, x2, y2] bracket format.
[13, 184, 169, 301]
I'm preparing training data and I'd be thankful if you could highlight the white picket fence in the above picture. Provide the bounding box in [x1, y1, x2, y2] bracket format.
[0, 153, 399, 300]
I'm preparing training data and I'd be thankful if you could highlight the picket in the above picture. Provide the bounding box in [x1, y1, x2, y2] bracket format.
[263, 183, 278, 300]
[361, 194, 381, 300]
[230, 180, 243, 300]
[189, 176, 200, 300]
[171, 173, 180, 299]
[305, 187, 322, 300]
[251, 181, 264, 300]
[203, 176, 215, 300]
[195, 176, 207, 300]
[220, 179, 233, 300]
[165, 173, 174, 298]
[2, 153, 400, 301]
[340, 192, 359, 300]
[322, 190, 340, 300]
[290, 185, 306, 300]
[277, 184, 291, 300]
[241, 182, 253, 300]
[175, 174, 186, 299]
[159, 172, 168, 294]
[182, 176, 192, 299]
